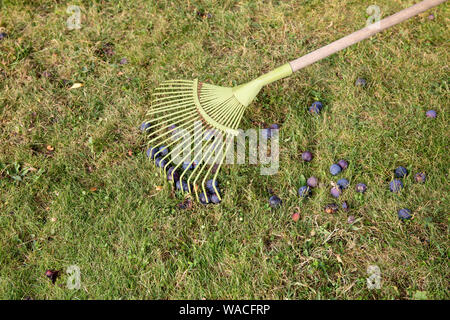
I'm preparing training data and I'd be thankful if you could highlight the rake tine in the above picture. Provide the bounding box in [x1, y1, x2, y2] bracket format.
[190, 133, 226, 202]
[145, 113, 199, 144]
[199, 134, 232, 202]
[159, 121, 207, 173]
[186, 129, 221, 197]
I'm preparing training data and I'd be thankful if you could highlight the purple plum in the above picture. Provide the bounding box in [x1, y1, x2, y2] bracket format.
[342, 201, 349, 211]
[338, 159, 348, 170]
[398, 209, 412, 220]
[298, 186, 311, 197]
[269, 195, 282, 208]
[426, 110, 437, 118]
[389, 179, 403, 193]
[330, 164, 342, 176]
[337, 178, 349, 189]
[330, 187, 341, 198]
[307, 176, 318, 188]
[394, 166, 408, 178]
[309, 101, 323, 115]
[301, 151, 313, 162]
[355, 183, 367, 193]
[414, 172, 426, 183]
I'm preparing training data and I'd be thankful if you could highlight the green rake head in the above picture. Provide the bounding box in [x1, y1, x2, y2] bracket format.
[144, 64, 292, 203]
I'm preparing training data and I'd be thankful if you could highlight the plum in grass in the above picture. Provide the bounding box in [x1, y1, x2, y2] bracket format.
[341, 201, 349, 211]
[206, 179, 219, 193]
[415, 172, 426, 183]
[298, 186, 311, 197]
[167, 167, 179, 182]
[426, 110, 437, 118]
[337, 178, 349, 189]
[140, 122, 151, 132]
[355, 183, 367, 193]
[394, 166, 408, 178]
[146, 147, 158, 160]
[155, 157, 167, 168]
[389, 179, 404, 193]
[309, 101, 323, 115]
[330, 187, 341, 198]
[338, 160, 348, 170]
[330, 164, 342, 176]
[307, 176, 318, 188]
[301, 151, 313, 162]
[269, 195, 282, 208]
[176, 180, 189, 192]
[158, 146, 169, 157]
[209, 193, 221, 204]
[398, 209, 412, 220]
[355, 77, 367, 87]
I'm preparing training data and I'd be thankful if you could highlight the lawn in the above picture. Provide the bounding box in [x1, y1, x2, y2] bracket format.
[0, 0, 448, 299]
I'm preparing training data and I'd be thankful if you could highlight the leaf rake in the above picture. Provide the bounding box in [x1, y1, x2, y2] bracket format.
[143, 0, 445, 203]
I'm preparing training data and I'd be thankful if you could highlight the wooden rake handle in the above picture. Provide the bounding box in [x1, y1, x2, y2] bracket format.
[289, 0, 447, 72]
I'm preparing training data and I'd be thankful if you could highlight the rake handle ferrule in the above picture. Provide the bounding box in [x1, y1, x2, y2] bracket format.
[232, 64, 293, 106]
[288, 0, 446, 73]
[254, 63, 293, 86]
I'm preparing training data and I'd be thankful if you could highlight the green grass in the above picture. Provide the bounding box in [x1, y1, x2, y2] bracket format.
[0, 0, 449, 299]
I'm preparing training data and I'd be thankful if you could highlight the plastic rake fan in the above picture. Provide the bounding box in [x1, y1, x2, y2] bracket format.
[143, 0, 445, 203]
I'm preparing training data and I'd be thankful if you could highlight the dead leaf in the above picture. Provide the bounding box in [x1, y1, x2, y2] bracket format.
[155, 186, 163, 191]
[336, 254, 343, 264]
[46, 145, 54, 151]
[89, 187, 97, 192]
[69, 83, 83, 89]
[348, 241, 356, 250]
